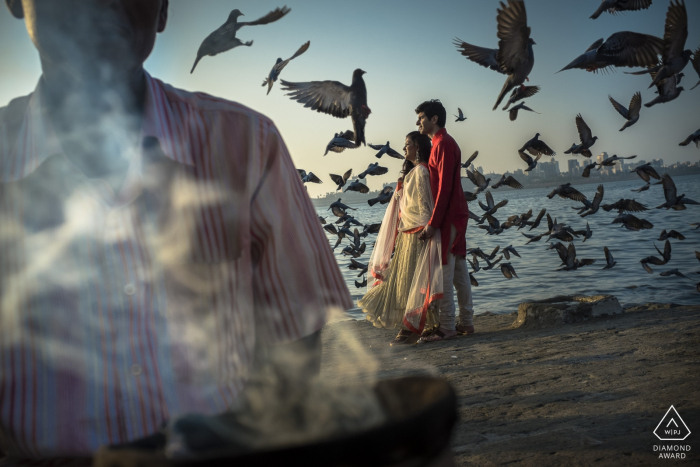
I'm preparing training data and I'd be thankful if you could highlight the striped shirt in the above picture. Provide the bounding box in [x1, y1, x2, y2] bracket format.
[0, 72, 352, 459]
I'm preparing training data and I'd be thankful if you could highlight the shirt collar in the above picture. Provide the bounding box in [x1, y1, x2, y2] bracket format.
[1, 71, 193, 183]
[432, 127, 447, 143]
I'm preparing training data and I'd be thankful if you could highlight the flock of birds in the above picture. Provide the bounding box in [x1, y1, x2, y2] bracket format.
[188, 1, 700, 294]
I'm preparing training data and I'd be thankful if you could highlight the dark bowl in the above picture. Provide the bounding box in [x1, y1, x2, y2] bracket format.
[94, 376, 457, 467]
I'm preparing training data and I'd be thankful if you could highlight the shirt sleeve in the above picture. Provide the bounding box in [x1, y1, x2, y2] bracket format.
[250, 122, 353, 345]
[428, 139, 455, 229]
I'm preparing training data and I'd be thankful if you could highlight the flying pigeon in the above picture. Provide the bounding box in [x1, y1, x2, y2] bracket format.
[580, 185, 604, 217]
[679, 129, 700, 148]
[329, 198, 356, 212]
[521, 232, 544, 244]
[558, 32, 663, 73]
[547, 183, 588, 203]
[602, 246, 616, 270]
[660, 269, 691, 279]
[465, 168, 491, 193]
[631, 183, 650, 193]
[500, 262, 519, 279]
[602, 198, 648, 213]
[598, 154, 637, 169]
[520, 133, 556, 157]
[690, 45, 700, 90]
[526, 208, 546, 230]
[479, 191, 508, 217]
[502, 85, 540, 110]
[609, 92, 642, 131]
[491, 174, 523, 189]
[565, 114, 599, 158]
[329, 169, 353, 190]
[281, 69, 371, 146]
[191, 7, 291, 73]
[358, 162, 389, 179]
[369, 142, 404, 160]
[360, 223, 382, 238]
[645, 71, 685, 107]
[612, 213, 654, 231]
[574, 222, 593, 242]
[590, 0, 652, 20]
[581, 162, 598, 178]
[519, 150, 541, 172]
[318, 216, 326, 225]
[503, 245, 521, 260]
[556, 243, 596, 271]
[262, 41, 310, 94]
[470, 273, 479, 287]
[658, 229, 686, 241]
[453, 0, 536, 110]
[454, 108, 467, 122]
[355, 278, 367, 288]
[656, 173, 699, 210]
[464, 191, 478, 203]
[461, 151, 479, 169]
[297, 169, 322, 184]
[345, 180, 370, 194]
[368, 186, 394, 207]
[625, 1, 690, 89]
[324, 130, 357, 156]
[630, 163, 661, 182]
[508, 102, 539, 121]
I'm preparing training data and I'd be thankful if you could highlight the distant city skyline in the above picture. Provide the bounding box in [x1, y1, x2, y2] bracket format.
[1, 0, 699, 198]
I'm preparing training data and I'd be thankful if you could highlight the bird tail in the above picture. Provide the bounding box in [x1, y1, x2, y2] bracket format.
[368, 198, 379, 207]
[557, 54, 586, 73]
[353, 115, 367, 147]
[190, 55, 203, 74]
[493, 80, 513, 111]
[266, 79, 274, 95]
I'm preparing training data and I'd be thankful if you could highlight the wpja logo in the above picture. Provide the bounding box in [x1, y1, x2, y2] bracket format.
[653, 405, 691, 460]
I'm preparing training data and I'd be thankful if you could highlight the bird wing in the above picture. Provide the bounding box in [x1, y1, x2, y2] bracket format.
[464, 151, 479, 168]
[566, 243, 577, 268]
[281, 79, 353, 118]
[575, 114, 593, 144]
[458, 108, 464, 118]
[509, 107, 520, 121]
[624, 199, 648, 212]
[485, 191, 495, 210]
[662, 0, 688, 63]
[495, 0, 531, 74]
[329, 173, 345, 186]
[690, 46, 700, 87]
[368, 143, 385, 150]
[520, 85, 540, 99]
[620, 0, 654, 11]
[587, 38, 606, 53]
[343, 168, 353, 182]
[331, 206, 346, 218]
[529, 140, 556, 156]
[504, 176, 524, 189]
[564, 187, 588, 203]
[339, 130, 355, 140]
[273, 40, 311, 74]
[628, 92, 642, 119]
[453, 38, 502, 73]
[306, 172, 323, 184]
[608, 95, 629, 119]
[297, 169, 307, 179]
[663, 239, 672, 261]
[380, 186, 394, 195]
[371, 166, 389, 176]
[238, 6, 291, 27]
[592, 184, 604, 209]
[473, 169, 487, 187]
[518, 150, 533, 165]
[598, 32, 664, 68]
[604, 246, 613, 265]
[661, 173, 677, 203]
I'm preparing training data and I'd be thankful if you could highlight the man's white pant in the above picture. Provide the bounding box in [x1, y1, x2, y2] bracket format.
[438, 225, 474, 330]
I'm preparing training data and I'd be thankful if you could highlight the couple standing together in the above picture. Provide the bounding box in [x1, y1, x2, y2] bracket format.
[359, 100, 473, 345]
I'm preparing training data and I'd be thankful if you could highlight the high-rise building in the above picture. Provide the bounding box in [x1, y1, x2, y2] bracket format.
[567, 159, 580, 173]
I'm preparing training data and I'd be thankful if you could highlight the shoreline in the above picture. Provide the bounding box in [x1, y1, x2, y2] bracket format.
[320, 302, 700, 466]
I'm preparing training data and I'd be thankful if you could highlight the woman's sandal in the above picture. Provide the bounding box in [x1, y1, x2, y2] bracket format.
[417, 328, 458, 344]
[390, 330, 415, 346]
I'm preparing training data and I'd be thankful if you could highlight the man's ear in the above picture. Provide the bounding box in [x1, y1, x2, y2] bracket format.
[157, 0, 168, 33]
[6, 0, 24, 19]
[431, 115, 439, 125]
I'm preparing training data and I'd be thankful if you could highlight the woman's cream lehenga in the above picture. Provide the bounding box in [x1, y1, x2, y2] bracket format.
[358, 163, 443, 334]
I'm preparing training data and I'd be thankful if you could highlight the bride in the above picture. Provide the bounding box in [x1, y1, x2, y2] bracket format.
[358, 131, 443, 345]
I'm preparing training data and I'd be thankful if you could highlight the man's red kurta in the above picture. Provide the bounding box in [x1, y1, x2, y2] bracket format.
[427, 127, 469, 264]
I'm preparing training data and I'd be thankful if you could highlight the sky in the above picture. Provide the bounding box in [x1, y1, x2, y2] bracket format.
[1, 0, 699, 198]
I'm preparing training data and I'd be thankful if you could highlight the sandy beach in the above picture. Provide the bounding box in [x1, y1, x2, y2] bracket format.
[321, 302, 700, 466]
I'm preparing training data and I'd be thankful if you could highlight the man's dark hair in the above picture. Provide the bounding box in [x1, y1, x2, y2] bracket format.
[415, 99, 446, 128]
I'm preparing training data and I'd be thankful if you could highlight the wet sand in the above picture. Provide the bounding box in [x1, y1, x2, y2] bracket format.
[321, 303, 700, 466]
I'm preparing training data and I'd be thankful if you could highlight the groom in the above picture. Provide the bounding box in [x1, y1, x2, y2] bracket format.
[416, 100, 474, 342]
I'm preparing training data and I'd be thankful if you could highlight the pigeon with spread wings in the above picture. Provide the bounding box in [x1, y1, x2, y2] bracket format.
[281, 69, 371, 146]
[369, 142, 404, 160]
[191, 7, 291, 73]
[453, 0, 535, 111]
[502, 85, 540, 110]
[609, 92, 642, 131]
[324, 130, 357, 156]
[329, 169, 353, 191]
[520, 133, 556, 157]
[563, 114, 598, 157]
[590, 0, 652, 20]
[262, 41, 310, 95]
[454, 108, 467, 122]
[679, 129, 700, 148]
[558, 32, 663, 73]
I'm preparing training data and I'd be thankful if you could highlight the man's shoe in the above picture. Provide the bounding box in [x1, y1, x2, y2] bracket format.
[455, 325, 474, 335]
